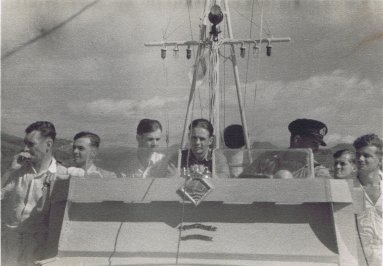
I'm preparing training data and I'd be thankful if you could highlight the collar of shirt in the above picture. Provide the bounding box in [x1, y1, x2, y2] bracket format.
[86, 163, 99, 174]
[359, 170, 383, 207]
[130, 152, 165, 178]
[138, 152, 165, 168]
[189, 149, 212, 163]
[32, 157, 57, 179]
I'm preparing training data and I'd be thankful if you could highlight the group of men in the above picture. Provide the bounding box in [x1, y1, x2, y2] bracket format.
[1, 118, 382, 265]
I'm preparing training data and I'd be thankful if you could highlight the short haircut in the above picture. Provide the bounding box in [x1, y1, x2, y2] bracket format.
[73, 131, 100, 148]
[333, 149, 356, 164]
[137, 119, 162, 136]
[353, 134, 382, 155]
[189, 118, 214, 136]
[224, 124, 245, 148]
[25, 121, 56, 140]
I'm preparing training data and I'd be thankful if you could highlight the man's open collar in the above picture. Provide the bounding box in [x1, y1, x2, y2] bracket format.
[46, 157, 57, 174]
[86, 163, 98, 174]
[189, 149, 212, 162]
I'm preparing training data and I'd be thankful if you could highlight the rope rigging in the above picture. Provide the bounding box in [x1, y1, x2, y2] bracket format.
[145, 1, 290, 264]
[251, 0, 266, 137]
[243, 0, 257, 111]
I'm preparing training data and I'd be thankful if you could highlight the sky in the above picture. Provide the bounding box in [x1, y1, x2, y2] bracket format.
[1, 0, 383, 148]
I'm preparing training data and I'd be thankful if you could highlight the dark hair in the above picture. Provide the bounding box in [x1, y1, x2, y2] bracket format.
[73, 131, 100, 148]
[25, 121, 56, 140]
[189, 118, 214, 136]
[333, 149, 356, 164]
[224, 124, 245, 148]
[137, 119, 162, 135]
[353, 134, 382, 155]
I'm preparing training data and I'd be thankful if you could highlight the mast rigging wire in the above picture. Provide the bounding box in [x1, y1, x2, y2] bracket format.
[251, 0, 266, 137]
[243, 0, 257, 111]
[2, 0, 100, 60]
[176, 2, 209, 264]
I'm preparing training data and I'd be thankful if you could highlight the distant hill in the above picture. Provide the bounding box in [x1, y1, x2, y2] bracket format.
[251, 141, 279, 149]
[97, 144, 180, 173]
[2, 132, 356, 177]
[330, 143, 355, 152]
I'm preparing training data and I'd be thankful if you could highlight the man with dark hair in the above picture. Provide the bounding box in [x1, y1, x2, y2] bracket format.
[353, 134, 382, 266]
[288, 118, 331, 178]
[224, 124, 246, 177]
[171, 118, 229, 178]
[224, 124, 245, 149]
[333, 149, 356, 179]
[71, 131, 116, 178]
[1, 121, 68, 265]
[121, 119, 171, 178]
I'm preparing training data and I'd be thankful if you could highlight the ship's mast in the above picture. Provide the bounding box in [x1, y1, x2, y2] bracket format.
[145, 0, 290, 152]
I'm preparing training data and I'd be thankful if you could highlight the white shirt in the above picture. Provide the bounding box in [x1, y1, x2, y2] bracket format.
[1, 158, 67, 232]
[125, 152, 167, 178]
[357, 170, 382, 266]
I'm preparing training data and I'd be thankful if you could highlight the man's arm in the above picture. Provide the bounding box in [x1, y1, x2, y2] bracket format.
[1, 174, 16, 200]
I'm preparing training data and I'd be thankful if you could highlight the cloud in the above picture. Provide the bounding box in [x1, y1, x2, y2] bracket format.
[326, 133, 356, 144]
[67, 95, 188, 117]
[63, 70, 381, 147]
[219, 70, 382, 145]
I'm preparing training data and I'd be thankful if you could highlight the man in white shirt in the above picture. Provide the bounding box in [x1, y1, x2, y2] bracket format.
[71, 131, 116, 178]
[122, 119, 172, 178]
[1, 121, 68, 266]
[353, 134, 382, 266]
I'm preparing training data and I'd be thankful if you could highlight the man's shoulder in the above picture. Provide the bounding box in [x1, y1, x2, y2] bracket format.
[54, 160, 70, 180]
[151, 152, 166, 162]
[97, 167, 117, 178]
[55, 161, 68, 174]
[214, 149, 228, 162]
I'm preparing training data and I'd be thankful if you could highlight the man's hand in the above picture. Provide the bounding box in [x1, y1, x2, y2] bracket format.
[10, 152, 32, 171]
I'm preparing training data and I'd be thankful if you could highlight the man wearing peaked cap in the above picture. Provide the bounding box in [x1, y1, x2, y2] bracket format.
[289, 118, 331, 178]
[289, 118, 328, 152]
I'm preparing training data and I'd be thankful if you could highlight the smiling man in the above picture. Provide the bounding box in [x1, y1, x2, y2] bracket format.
[333, 149, 356, 179]
[1, 121, 68, 265]
[353, 134, 382, 266]
[71, 131, 116, 178]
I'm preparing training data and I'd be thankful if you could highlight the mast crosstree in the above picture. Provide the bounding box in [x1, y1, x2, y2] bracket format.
[145, 0, 290, 151]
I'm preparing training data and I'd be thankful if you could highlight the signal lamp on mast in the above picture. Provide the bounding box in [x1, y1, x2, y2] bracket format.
[161, 46, 167, 59]
[266, 41, 272, 56]
[240, 43, 246, 58]
[208, 4, 224, 42]
[186, 46, 192, 59]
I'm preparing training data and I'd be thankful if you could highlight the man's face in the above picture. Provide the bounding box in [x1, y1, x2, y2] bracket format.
[356, 145, 381, 175]
[291, 134, 320, 153]
[73, 137, 96, 168]
[137, 129, 162, 149]
[189, 127, 213, 158]
[334, 154, 356, 179]
[24, 130, 52, 164]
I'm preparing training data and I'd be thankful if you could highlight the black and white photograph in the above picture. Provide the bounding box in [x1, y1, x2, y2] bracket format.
[1, 0, 382, 265]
